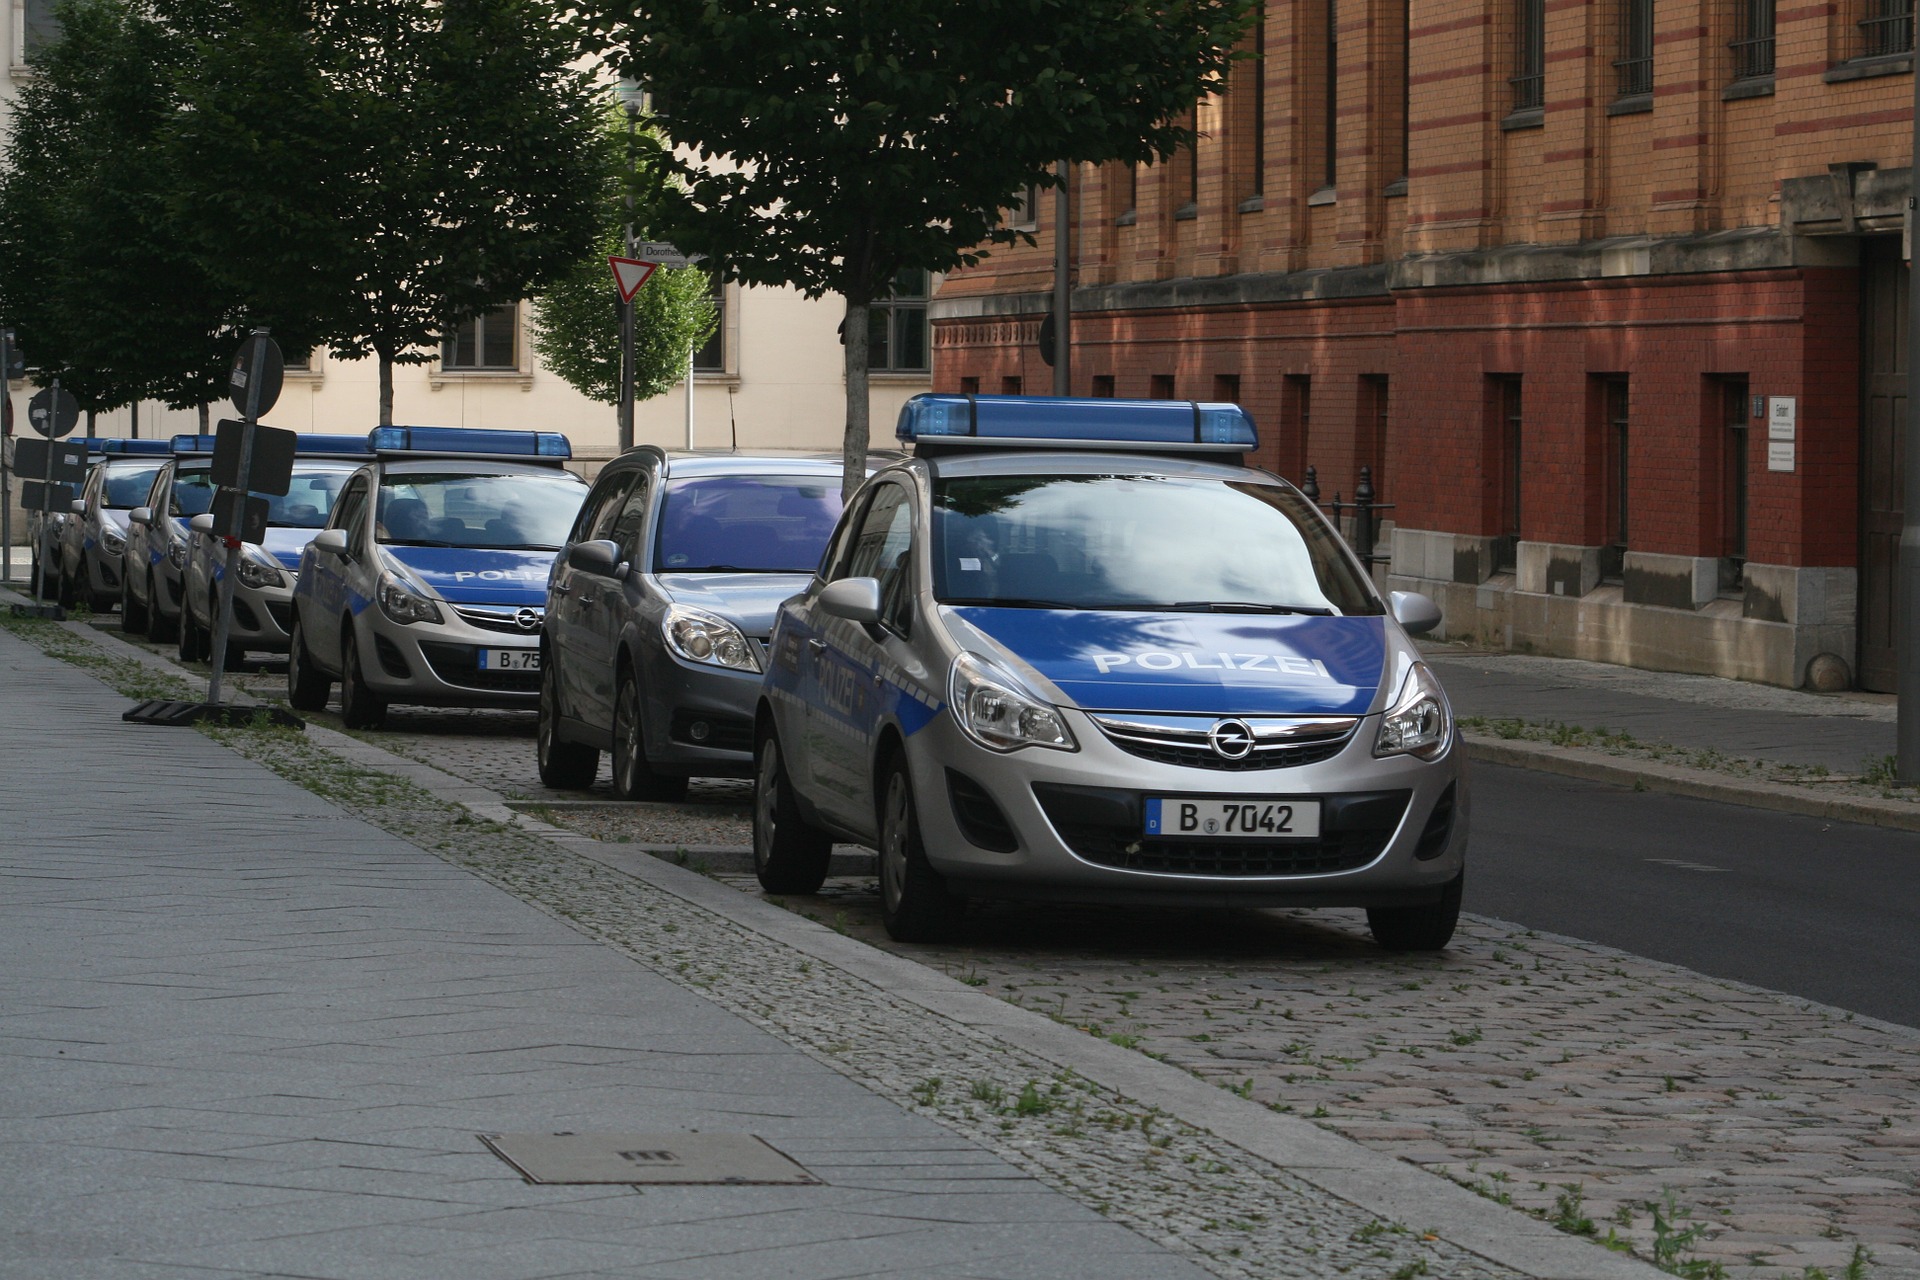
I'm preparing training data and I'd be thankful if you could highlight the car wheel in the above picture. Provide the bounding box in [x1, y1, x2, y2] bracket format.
[752, 724, 831, 894]
[57, 564, 79, 609]
[339, 626, 387, 730]
[286, 611, 332, 711]
[1366, 872, 1464, 953]
[146, 571, 177, 643]
[209, 590, 246, 671]
[537, 658, 599, 790]
[120, 571, 148, 634]
[176, 595, 207, 663]
[611, 669, 686, 801]
[877, 756, 963, 943]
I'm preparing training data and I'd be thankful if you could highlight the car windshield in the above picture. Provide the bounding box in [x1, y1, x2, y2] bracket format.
[654, 474, 843, 573]
[930, 473, 1383, 615]
[169, 468, 216, 518]
[103, 463, 161, 509]
[375, 471, 584, 550]
[265, 467, 351, 529]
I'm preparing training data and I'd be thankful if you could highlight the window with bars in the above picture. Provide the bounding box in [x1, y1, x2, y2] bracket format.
[22, 0, 61, 58]
[1730, 0, 1775, 78]
[1858, 0, 1913, 57]
[1599, 376, 1629, 581]
[692, 272, 724, 372]
[1493, 376, 1524, 571]
[443, 304, 517, 370]
[867, 269, 929, 373]
[1324, 0, 1340, 186]
[1615, 0, 1653, 97]
[1512, 0, 1545, 111]
[1719, 378, 1750, 593]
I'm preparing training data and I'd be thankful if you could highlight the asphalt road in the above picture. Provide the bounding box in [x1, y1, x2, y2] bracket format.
[1469, 761, 1920, 1031]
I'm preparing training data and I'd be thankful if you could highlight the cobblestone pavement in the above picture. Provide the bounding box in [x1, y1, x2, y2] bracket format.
[116, 624, 1920, 1279]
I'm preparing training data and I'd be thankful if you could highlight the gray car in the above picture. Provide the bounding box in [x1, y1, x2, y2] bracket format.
[64, 444, 169, 613]
[754, 395, 1466, 949]
[123, 440, 218, 643]
[538, 451, 846, 800]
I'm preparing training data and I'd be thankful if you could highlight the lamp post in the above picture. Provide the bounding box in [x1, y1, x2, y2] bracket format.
[615, 80, 645, 455]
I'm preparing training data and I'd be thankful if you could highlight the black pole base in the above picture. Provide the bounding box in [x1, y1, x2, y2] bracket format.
[10, 602, 66, 620]
[122, 699, 305, 730]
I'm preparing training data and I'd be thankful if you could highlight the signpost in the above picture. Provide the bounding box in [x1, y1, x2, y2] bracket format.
[625, 241, 706, 451]
[0, 328, 17, 584]
[11, 379, 82, 618]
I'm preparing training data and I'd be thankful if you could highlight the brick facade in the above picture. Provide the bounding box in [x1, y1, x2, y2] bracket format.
[932, 0, 1915, 690]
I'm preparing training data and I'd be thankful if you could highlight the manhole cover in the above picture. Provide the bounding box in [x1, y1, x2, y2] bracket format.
[479, 1132, 820, 1185]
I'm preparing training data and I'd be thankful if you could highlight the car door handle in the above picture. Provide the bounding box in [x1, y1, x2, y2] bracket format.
[807, 638, 826, 654]
[578, 591, 596, 606]
[551, 583, 570, 596]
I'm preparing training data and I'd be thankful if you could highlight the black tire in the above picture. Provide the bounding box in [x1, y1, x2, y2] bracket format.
[120, 569, 149, 634]
[1367, 872, 1464, 952]
[211, 590, 246, 671]
[176, 594, 208, 663]
[752, 724, 832, 894]
[339, 626, 387, 730]
[57, 563, 79, 609]
[537, 657, 599, 789]
[611, 669, 686, 801]
[877, 756, 964, 943]
[286, 611, 331, 712]
[147, 570, 178, 643]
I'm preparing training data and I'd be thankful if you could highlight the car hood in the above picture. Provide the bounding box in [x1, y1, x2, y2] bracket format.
[102, 509, 133, 537]
[261, 527, 321, 570]
[944, 607, 1388, 716]
[657, 572, 811, 635]
[382, 546, 556, 605]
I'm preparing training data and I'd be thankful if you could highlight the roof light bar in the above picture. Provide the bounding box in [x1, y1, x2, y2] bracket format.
[292, 433, 374, 458]
[91, 438, 171, 456]
[895, 394, 1257, 452]
[169, 433, 219, 455]
[367, 425, 572, 460]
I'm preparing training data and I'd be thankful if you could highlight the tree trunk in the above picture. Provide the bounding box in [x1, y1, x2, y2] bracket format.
[842, 295, 870, 503]
[198, 402, 210, 431]
[378, 348, 395, 427]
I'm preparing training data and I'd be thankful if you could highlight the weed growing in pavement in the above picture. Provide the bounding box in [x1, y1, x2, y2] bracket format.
[1013, 1082, 1051, 1116]
[968, 1079, 1004, 1106]
[0, 611, 198, 702]
[1645, 1190, 1724, 1279]
[1551, 1184, 1596, 1236]
[1797, 1244, 1875, 1280]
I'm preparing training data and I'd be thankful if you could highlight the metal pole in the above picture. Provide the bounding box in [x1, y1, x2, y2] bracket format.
[618, 103, 638, 454]
[1, 328, 13, 585]
[1901, 67, 1920, 782]
[685, 342, 694, 450]
[35, 377, 61, 606]
[1052, 160, 1071, 395]
[207, 328, 269, 707]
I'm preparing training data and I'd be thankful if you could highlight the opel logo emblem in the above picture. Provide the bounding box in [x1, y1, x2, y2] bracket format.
[515, 607, 541, 632]
[1208, 719, 1256, 760]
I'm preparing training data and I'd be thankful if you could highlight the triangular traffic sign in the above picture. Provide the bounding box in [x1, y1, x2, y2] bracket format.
[608, 257, 658, 302]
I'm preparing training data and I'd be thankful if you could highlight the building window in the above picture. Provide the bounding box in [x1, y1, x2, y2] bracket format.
[1358, 374, 1389, 501]
[867, 268, 929, 373]
[1323, 0, 1340, 189]
[1614, 0, 1653, 97]
[693, 271, 724, 372]
[1150, 374, 1176, 399]
[959, 376, 980, 395]
[1719, 378, 1750, 593]
[22, 0, 60, 59]
[1281, 374, 1312, 482]
[443, 303, 517, 370]
[1730, 0, 1775, 78]
[1393, 0, 1410, 184]
[1492, 376, 1524, 571]
[1092, 375, 1116, 397]
[1858, 0, 1913, 57]
[1600, 376, 1629, 581]
[1000, 376, 1023, 395]
[1006, 184, 1039, 232]
[1214, 373, 1241, 403]
[1247, 6, 1267, 201]
[1513, 0, 1545, 110]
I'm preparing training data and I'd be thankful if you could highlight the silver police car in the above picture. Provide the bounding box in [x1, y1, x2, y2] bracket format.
[64, 440, 169, 613]
[123, 436, 219, 642]
[287, 427, 587, 728]
[755, 395, 1465, 949]
[539, 450, 846, 799]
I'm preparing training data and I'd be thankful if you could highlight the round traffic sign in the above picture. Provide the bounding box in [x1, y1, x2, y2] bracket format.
[228, 333, 285, 418]
[27, 386, 80, 438]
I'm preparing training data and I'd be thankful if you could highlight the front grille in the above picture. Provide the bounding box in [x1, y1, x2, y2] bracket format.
[454, 604, 545, 635]
[417, 641, 537, 692]
[947, 769, 1019, 853]
[1090, 713, 1357, 771]
[376, 633, 414, 679]
[1034, 783, 1408, 878]
[668, 708, 753, 753]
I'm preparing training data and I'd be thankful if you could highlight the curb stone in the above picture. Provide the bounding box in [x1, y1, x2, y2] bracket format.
[17, 601, 1667, 1280]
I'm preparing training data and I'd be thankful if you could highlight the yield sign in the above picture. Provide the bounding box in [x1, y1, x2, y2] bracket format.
[608, 257, 658, 302]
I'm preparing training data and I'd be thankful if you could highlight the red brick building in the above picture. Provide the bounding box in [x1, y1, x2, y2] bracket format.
[932, 0, 1914, 690]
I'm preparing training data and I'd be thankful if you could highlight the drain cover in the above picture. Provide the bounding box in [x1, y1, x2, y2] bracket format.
[479, 1132, 819, 1185]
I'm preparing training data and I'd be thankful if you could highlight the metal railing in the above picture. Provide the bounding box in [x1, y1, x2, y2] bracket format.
[1303, 465, 1393, 569]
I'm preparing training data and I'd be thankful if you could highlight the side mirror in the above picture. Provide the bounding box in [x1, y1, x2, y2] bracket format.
[189, 513, 216, 535]
[818, 576, 883, 625]
[566, 538, 623, 577]
[128, 507, 151, 528]
[70, 498, 86, 515]
[312, 529, 349, 556]
[1390, 591, 1443, 637]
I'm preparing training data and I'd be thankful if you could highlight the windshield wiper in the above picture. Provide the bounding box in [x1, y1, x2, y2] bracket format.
[1165, 601, 1335, 615]
[383, 538, 460, 548]
[941, 596, 1084, 610]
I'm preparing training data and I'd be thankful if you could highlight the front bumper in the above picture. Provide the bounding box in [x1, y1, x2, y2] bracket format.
[351, 602, 544, 710]
[902, 707, 1467, 908]
[639, 644, 763, 778]
[207, 576, 297, 653]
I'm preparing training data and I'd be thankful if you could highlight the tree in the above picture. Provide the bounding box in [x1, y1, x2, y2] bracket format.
[159, 0, 611, 424]
[530, 239, 716, 406]
[572, 0, 1255, 495]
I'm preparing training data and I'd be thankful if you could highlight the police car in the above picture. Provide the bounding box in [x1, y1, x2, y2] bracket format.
[63, 439, 170, 612]
[177, 435, 371, 668]
[122, 435, 220, 642]
[754, 395, 1466, 949]
[287, 426, 588, 728]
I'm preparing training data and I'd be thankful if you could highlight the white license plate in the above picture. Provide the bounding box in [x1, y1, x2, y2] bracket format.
[478, 648, 540, 671]
[1144, 798, 1321, 839]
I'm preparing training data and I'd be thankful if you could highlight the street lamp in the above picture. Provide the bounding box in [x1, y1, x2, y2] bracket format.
[614, 79, 645, 454]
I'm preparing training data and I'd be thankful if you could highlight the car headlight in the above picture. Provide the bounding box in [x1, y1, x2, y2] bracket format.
[377, 571, 443, 625]
[235, 551, 285, 590]
[948, 651, 1076, 752]
[165, 537, 187, 570]
[1374, 661, 1451, 760]
[663, 605, 760, 672]
[99, 526, 125, 556]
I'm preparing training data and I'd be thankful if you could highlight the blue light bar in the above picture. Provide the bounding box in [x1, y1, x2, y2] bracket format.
[87, 438, 171, 456]
[293, 433, 374, 458]
[170, 433, 219, 454]
[896, 394, 1257, 452]
[367, 425, 572, 460]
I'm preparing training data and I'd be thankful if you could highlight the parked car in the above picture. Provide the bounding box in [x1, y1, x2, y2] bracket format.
[287, 426, 587, 728]
[63, 439, 170, 613]
[176, 436, 371, 668]
[753, 395, 1466, 949]
[123, 435, 220, 642]
[538, 451, 847, 799]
